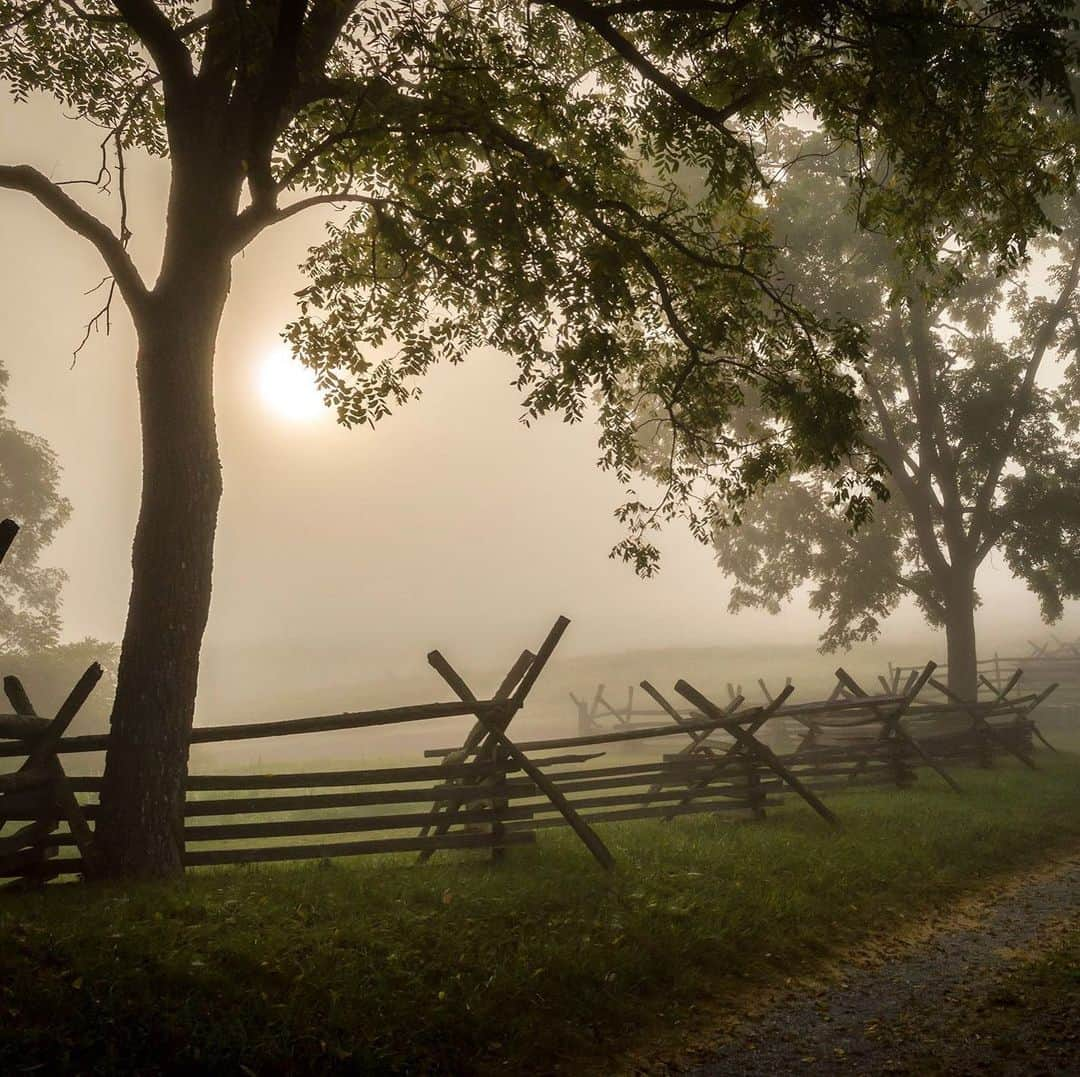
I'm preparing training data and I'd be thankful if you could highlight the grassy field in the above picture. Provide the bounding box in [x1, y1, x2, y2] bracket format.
[2, 756, 1079, 1075]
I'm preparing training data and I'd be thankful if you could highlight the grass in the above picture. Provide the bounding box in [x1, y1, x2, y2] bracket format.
[2, 756, 1079, 1075]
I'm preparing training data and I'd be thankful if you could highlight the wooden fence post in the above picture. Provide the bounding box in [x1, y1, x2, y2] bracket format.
[569, 692, 589, 736]
[835, 664, 958, 793]
[490, 743, 510, 864]
[0, 664, 103, 885]
[929, 674, 1039, 770]
[744, 753, 765, 820]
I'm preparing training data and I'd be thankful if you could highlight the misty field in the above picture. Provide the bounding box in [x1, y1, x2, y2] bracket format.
[2, 756, 1079, 1076]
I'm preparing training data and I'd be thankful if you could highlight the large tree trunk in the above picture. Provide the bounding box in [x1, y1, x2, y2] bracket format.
[943, 573, 979, 701]
[95, 254, 231, 878]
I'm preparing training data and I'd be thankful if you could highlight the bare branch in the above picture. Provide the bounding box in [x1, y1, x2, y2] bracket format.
[231, 191, 386, 251]
[0, 164, 148, 313]
[73, 276, 118, 362]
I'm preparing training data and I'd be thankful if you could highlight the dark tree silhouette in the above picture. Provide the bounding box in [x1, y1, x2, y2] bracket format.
[0, 2, 1074, 876]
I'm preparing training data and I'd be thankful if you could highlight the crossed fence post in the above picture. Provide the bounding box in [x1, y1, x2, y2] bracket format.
[419, 617, 615, 872]
[568, 684, 608, 736]
[833, 663, 961, 793]
[641, 682, 744, 758]
[0, 665, 103, 884]
[976, 671, 1059, 753]
[671, 680, 841, 828]
[641, 680, 795, 820]
[0, 518, 104, 885]
[415, 647, 534, 858]
[785, 674, 849, 768]
[927, 672, 1053, 770]
[592, 685, 637, 728]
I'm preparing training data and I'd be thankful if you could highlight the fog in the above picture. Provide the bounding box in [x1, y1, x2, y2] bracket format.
[2, 94, 1075, 729]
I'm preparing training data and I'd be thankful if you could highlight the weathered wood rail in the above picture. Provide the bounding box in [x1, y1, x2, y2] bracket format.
[889, 636, 1080, 691]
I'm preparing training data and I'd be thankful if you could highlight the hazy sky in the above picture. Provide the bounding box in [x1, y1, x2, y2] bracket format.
[2, 93, 1075, 700]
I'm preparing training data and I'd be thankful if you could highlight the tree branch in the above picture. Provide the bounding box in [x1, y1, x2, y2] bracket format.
[299, 0, 362, 76]
[538, 1, 765, 138]
[861, 378, 950, 579]
[231, 191, 386, 251]
[111, 0, 195, 91]
[0, 164, 148, 313]
[970, 243, 1080, 547]
[904, 288, 967, 557]
[895, 572, 946, 621]
[243, 0, 310, 210]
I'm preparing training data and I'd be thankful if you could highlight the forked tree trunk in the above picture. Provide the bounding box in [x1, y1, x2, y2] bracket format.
[95, 258, 231, 878]
[943, 573, 979, 702]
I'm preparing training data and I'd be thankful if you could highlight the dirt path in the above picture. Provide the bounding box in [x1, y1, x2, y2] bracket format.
[676, 851, 1080, 1076]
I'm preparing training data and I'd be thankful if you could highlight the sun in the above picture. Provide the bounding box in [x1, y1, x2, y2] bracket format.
[258, 346, 326, 422]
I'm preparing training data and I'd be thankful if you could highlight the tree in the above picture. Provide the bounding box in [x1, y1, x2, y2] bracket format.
[0, 637, 120, 731]
[711, 132, 1080, 699]
[1, 2, 1074, 876]
[0, 359, 71, 651]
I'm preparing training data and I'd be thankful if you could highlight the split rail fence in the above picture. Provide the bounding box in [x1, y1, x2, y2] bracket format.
[0, 598, 601, 884]
[568, 659, 1064, 804]
[0, 516, 1069, 888]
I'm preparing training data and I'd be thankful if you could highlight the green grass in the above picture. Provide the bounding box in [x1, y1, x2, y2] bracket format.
[2, 757, 1080, 1075]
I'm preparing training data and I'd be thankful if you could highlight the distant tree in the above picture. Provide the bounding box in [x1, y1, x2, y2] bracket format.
[1, 2, 1073, 876]
[0, 360, 71, 651]
[711, 133, 1080, 699]
[0, 637, 120, 731]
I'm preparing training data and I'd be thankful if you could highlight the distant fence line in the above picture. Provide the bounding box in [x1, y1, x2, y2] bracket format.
[889, 638, 1080, 684]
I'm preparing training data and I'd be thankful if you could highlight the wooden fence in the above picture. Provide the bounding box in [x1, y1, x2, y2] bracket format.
[0, 515, 1069, 888]
[2, 611, 844, 885]
[775, 665, 1057, 792]
[0, 606, 610, 885]
[0, 650, 1064, 886]
[889, 636, 1080, 690]
[567, 660, 1064, 803]
[426, 678, 841, 850]
[571, 676, 794, 741]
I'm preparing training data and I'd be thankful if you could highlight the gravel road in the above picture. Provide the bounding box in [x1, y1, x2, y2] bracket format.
[679, 853, 1080, 1076]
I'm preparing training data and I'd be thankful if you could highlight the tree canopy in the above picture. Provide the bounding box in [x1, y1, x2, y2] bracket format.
[4, 2, 1077, 566]
[710, 128, 1080, 678]
[0, 359, 71, 652]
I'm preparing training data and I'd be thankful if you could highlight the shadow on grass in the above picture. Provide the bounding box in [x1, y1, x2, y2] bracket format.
[2, 757, 1079, 1074]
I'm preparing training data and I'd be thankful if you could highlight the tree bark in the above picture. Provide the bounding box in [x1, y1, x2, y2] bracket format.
[943, 573, 979, 702]
[94, 252, 232, 878]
